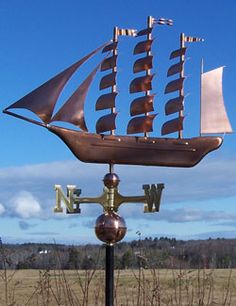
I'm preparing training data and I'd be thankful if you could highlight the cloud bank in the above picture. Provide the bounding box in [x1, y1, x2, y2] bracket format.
[0, 156, 235, 222]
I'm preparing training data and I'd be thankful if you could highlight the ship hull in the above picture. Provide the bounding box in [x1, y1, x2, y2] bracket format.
[48, 125, 223, 167]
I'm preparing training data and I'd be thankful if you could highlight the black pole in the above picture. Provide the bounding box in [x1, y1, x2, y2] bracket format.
[105, 243, 114, 306]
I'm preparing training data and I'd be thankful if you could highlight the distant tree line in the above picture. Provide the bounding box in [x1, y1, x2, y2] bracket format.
[0, 237, 236, 270]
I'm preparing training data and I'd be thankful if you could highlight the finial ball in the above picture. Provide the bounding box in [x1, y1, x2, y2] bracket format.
[95, 211, 127, 244]
[103, 173, 120, 188]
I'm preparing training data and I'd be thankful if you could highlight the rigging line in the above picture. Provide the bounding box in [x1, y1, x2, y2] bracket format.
[2, 110, 46, 128]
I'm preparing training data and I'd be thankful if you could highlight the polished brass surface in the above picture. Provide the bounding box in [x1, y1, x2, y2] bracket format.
[54, 173, 164, 214]
[95, 212, 127, 244]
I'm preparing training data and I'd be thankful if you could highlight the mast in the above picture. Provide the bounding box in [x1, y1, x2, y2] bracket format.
[162, 33, 203, 137]
[145, 16, 153, 137]
[111, 27, 118, 136]
[200, 58, 204, 136]
[179, 33, 185, 138]
[128, 16, 173, 137]
[96, 27, 137, 136]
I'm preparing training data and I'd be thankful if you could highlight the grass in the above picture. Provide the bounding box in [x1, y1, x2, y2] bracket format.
[0, 268, 235, 305]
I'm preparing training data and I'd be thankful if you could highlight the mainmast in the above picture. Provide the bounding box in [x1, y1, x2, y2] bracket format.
[179, 33, 185, 139]
[128, 16, 173, 137]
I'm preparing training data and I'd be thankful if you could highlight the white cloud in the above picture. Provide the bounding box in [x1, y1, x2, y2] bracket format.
[0, 156, 235, 220]
[0, 203, 5, 215]
[12, 191, 41, 218]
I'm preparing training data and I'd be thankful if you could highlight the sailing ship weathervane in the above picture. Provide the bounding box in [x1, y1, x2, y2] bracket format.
[3, 15, 233, 305]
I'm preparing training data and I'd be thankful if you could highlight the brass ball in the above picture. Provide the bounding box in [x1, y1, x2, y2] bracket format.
[95, 211, 127, 244]
[103, 173, 120, 188]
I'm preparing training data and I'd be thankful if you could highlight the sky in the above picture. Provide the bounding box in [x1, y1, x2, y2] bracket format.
[0, 0, 235, 245]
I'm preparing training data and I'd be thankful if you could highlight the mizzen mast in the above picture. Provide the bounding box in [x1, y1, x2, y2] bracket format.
[162, 33, 204, 138]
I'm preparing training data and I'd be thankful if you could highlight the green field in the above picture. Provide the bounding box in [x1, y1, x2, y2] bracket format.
[0, 268, 235, 305]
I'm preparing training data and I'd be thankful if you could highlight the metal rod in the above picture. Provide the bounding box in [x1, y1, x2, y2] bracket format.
[3, 110, 46, 128]
[111, 26, 118, 136]
[105, 244, 114, 306]
[144, 16, 153, 138]
[179, 32, 185, 139]
[200, 58, 204, 136]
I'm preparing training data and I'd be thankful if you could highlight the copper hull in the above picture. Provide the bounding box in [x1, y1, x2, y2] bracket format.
[48, 125, 223, 167]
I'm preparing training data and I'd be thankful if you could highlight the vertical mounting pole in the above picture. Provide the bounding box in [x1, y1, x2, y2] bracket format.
[105, 243, 114, 306]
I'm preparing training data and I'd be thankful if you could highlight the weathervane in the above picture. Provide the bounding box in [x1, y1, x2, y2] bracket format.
[3, 13, 232, 306]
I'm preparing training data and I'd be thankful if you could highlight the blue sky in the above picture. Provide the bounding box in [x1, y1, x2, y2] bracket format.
[0, 0, 235, 244]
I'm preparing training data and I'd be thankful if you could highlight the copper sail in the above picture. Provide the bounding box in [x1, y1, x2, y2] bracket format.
[200, 67, 232, 134]
[162, 33, 187, 136]
[133, 39, 153, 55]
[96, 93, 117, 111]
[161, 117, 184, 135]
[4, 43, 107, 124]
[50, 63, 102, 131]
[127, 114, 156, 134]
[96, 27, 119, 134]
[96, 26, 137, 134]
[130, 95, 155, 116]
[96, 113, 117, 134]
[128, 17, 156, 136]
[128, 16, 174, 136]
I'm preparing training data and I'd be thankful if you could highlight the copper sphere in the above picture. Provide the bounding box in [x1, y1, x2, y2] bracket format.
[95, 211, 127, 244]
[103, 173, 120, 188]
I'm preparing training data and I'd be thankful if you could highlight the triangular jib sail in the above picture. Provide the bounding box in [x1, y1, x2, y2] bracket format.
[4, 43, 108, 128]
[200, 66, 232, 134]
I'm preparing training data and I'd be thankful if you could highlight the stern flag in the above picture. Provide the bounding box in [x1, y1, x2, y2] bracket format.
[117, 28, 137, 36]
[184, 36, 204, 42]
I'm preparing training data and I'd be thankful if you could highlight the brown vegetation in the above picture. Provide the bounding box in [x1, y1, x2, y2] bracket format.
[0, 238, 236, 305]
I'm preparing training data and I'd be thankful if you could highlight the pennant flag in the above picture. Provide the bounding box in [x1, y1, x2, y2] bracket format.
[117, 28, 137, 36]
[152, 18, 173, 26]
[184, 36, 204, 42]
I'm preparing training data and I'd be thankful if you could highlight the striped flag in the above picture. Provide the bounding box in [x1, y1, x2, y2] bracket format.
[153, 17, 173, 26]
[184, 36, 204, 42]
[117, 28, 137, 36]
